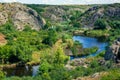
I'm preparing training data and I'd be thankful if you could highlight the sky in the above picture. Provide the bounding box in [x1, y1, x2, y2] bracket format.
[0, 0, 120, 5]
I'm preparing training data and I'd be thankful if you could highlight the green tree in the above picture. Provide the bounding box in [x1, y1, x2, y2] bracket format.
[54, 48, 69, 65]
[94, 19, 107, 29]
[110, 21, 120, 29]
[0, 70, 5, 80]
[39, 60, 52, 75]
[42, 30, 58, 46]
[23, 25, 32, 31]
[0, 45, 11, 64]
[43, 21, 52, 30]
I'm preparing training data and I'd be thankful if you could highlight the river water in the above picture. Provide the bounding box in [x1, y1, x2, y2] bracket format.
[71, 36, 108, 59]
[4, 65, 40, 77]
[4, 36, 108, 77]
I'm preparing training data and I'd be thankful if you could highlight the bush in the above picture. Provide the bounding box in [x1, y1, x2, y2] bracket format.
[94, 19, 107, 29]
[110, 21, 120, 29]
[42, 30, 58, 46]
[100, 69, 120, 80]
[96, 51, 105, 57]
[0, 71, 5, 80]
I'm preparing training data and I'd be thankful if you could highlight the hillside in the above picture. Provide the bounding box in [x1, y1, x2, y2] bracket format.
[80, 3, 120, 28]
[28, 3, 120, 29]
[27, 4, 92, 24]
[0, 2, 119, 80]
[0, 3, 45, 31]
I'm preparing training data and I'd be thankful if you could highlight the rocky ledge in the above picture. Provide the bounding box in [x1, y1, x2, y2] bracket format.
[0, 3, 45, 31]
[105, 38, 120, 63]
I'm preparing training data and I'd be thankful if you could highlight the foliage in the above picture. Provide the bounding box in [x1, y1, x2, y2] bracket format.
[38, 43, 69, 80]
[69, 59, 113, 79]
[109, 21, 120, 29]
[108, 29, 120, 42]
[42, 30, 58, 46]
[71, 41, 82, 56]
[1, 4, 120, 80]
[96, 51, 105, 58]
[94, 19, 107, 30]
[23, 25, 32, 31]
[71, 45, 98, 57]
[0, 71, 5, 80]
[43, 21, 52, 30]
[69, 11, 82, 28]
[83, 29, 109, 42]
[100, 68, 120, 80]
[62, 34, 72, 43]
[27, 4, 45, 14]
[0, 23, 51, 63]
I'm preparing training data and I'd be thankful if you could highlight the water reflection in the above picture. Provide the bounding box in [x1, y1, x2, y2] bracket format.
[72, 36, 108, 59]
[4, 65, 39, 77]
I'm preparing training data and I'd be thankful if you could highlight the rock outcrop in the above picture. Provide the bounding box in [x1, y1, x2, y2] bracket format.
[65, 58, 89, 70]
[80, 3, 120, 28]
[105, 38, 120, 63]
[29, 5, 91, 23]
[0, 34, 7, 46]
[0, 3, 45, 30]
[73, 72, 108, 80]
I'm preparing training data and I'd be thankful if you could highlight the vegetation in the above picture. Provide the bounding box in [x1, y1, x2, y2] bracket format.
[94, 19, 107, 30]
[0, 22, 58, 64]
[71, 42, 98, 57]
[101, 68, 120, 80]
[0, 3, 119, 80]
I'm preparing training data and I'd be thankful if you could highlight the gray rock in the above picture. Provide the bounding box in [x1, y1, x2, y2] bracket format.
[91, 73, 100, 78]
[0, 3, 45, 31]
[105, 38, 120, 63]
[0, 12, 8, 25]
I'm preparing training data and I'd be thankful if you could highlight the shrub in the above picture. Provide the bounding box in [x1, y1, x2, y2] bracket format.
[0, 71, 5, 80]
[94, 19, 107, 29]
[100, 69, 120, 80]
[110, 21, 120, 29]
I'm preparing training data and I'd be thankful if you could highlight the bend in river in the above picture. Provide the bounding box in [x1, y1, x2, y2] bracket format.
[72, 36, 108, 58]
[4, 36, 108, 77]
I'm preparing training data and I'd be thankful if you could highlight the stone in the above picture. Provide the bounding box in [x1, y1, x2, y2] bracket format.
[105, 38, 120, 63]
[91, 73, 100, 78]
[0, 3, 45, 31]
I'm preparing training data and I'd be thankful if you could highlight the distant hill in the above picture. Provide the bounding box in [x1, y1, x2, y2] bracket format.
[27, 4, 92, 24]
[79, 3, 120, 28]
[0, 3, 119, 30]
[28, 3, 120, 29]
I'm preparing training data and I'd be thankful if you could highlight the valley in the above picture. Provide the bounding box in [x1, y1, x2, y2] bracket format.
[0, 2, 119, 80]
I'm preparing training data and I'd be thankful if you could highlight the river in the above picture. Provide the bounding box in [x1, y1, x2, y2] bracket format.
[71, 36, 108, 59]
[4, 36, 108, 77]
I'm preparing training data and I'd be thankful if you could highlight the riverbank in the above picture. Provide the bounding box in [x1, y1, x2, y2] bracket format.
[0, 61, 40, 70]
[73, 29, 110, 42]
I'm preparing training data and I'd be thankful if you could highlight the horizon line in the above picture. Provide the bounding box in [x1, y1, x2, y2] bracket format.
[0, 2, 119, 5]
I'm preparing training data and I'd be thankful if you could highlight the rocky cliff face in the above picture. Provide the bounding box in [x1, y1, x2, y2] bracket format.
[28, 5, 92, 24]
[80, 3, 120, 28]
[31, 3, 120, 28]
[105, 38, 120, 63]
[0, 3, 45, 30]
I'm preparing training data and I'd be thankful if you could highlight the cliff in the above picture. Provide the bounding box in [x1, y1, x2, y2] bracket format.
[105, 38, 120, 63]
[0, 3, 45, 30]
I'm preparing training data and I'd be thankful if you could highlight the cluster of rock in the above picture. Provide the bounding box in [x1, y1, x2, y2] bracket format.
[73, 72, 107, 80]
[41, 5, 90, 23]
[0, 3, 45, 31]
[65, 58, 88, 70]
[105, 38, 120, 63]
